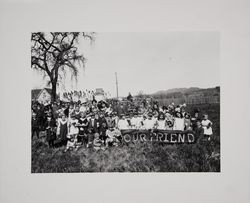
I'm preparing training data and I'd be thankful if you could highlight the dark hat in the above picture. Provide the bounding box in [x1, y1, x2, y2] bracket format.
[158, 112, 165, 119]
[88, 127, 94, 132]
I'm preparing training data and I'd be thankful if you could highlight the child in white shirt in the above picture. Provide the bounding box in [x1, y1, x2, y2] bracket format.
[173, 112, 185, 131]
[201, 114, 213, 140]
[106, 128, 121, 147]
[130, 114, 141, 129]
[65, 114, 79, 151]
[117, 115, 129, 130]
[93, 133, 104, 150]
[156, 113, 167, 130]
[143, 114, 157, 130]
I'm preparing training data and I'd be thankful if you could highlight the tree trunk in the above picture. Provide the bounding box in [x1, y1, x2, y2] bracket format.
[51, 81, 57, 103]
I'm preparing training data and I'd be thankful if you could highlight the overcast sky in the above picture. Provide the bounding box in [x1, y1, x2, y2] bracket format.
[32, 32, 219, 97]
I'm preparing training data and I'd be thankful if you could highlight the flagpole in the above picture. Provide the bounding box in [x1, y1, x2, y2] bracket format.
[115, 72, 119, 99]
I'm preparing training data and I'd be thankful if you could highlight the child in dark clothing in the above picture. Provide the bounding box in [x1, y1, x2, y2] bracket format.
[86, 128, 95, 148]
[195, 120, 204, 144]
[32, 113, 40, 139]
[45, 115, 57, 148]
[77, 112, 89, 145]
[191, 111, 200, 131]
[99, 122, 108, 144]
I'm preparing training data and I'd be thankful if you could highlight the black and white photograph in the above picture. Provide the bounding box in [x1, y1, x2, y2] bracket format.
[31, 32, 220, 172]
[2, 0, 250, 202]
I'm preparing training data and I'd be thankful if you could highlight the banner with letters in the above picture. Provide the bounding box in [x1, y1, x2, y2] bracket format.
[120, 129, 196, 144]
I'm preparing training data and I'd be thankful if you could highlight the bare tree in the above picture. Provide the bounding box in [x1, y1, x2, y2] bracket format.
[31, 32, 94, 102]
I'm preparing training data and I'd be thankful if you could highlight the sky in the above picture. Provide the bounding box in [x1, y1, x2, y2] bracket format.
[31, 32, 219, 97]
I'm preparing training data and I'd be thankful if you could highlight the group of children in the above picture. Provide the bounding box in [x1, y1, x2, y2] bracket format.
[31, 98, 213, 151]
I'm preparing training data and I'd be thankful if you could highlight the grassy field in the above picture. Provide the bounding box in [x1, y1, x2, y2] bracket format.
[31, 104, 220, 173]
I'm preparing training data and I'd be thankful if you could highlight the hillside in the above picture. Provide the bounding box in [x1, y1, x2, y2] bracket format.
[153, 87, 200, 95]
[149, 86, 220, 106]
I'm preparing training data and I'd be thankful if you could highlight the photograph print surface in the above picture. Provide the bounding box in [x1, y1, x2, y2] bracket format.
[31, 32, 220, 173]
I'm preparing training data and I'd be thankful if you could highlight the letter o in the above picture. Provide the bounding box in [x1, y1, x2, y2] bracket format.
[123, 134, 131, 142]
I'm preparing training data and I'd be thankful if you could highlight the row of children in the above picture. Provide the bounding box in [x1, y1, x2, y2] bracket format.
[32, 99, 213, 151]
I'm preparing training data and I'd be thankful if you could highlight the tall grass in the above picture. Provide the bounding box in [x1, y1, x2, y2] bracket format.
[32, 140, 220, 172]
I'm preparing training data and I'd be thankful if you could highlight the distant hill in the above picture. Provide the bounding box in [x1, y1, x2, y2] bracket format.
[149, 86, 220, 105]
[153, 87, 200, 95]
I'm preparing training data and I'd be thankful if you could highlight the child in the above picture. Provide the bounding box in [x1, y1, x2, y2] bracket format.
[65, 114, 79, 151]
[45, 115, 57, 148]
[184, 113, 192, 131]
[173, 112, 185, 131]
[86, 128, 95, 148]
[93, 133, 104, 151]
[65, 134, 77, 151]
[57, 114, 68, 146]
[195, 120, 204, 144]
[80, 102, 87, 114]
[111, 112, 119, 128]
[165, 111, 174, 130]
[156, 113, 167, 130]
[69, 114, 79, 135]
[152, 111, 159, 123]
[77, 112, 89, 145]
[128, 113, 134, 129]
[31, 113, 40, 139]
[74, 106, 81, 119]
[201, 114, 213, 141]
[191, 111, 200, 131]
[99, 113, 107, 128]
[105, 113, 113, 128]
[92, 114, 100, 133]
[105, 127, 121, 147]
[117, 114, 129, 130]
[196, 119, 212, 156]
[99, 122, 108, 144]
[113, 127, 122, 143]
[135, 113, 144, 129]
[130, 114, 138, 129]
[143, 114, 157, 130]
